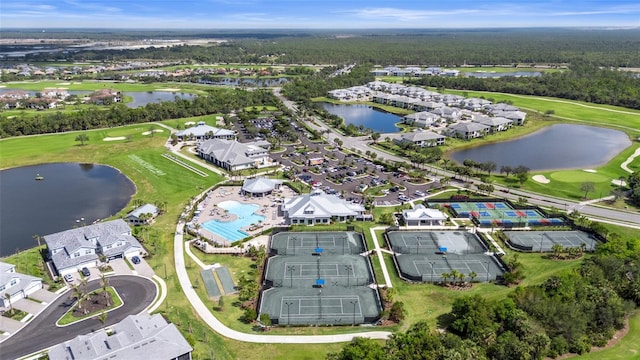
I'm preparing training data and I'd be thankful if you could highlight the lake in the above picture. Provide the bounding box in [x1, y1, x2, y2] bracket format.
[0, 163, 136, 256]
[319, 102, 402, 133]
[449, 124, 631, 171]
[464, 71, 542, 78]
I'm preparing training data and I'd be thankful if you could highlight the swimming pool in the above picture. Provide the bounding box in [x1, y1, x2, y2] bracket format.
[201, 201, 265, 242]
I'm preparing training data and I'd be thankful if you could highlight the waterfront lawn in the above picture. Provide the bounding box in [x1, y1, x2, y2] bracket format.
[160, 114, 225, 129]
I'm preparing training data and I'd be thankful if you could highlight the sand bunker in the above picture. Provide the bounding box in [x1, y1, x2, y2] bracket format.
[611, 179, 627, 187]
[56, 82, 71, 85]
[532, 175, 550, 184]
[103, 136, 126, 141]
[142, 129, 164, 135]
[583, 169, 597, 173]
[184, 121, 196, 126]
[156, 88, 182, 92]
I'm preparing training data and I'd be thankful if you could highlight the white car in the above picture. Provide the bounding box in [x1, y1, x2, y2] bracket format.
[64, 274, 74, 283]
[415, 190, 425, 197]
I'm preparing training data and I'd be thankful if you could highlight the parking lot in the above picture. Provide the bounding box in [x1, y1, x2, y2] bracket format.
[274, 135, 442, 206]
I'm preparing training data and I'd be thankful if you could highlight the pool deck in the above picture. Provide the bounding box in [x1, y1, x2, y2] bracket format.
[194, 185, 296, 246]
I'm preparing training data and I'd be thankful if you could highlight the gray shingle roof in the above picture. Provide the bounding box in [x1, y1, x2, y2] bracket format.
[176, 123, 234, 138]
[198, 139, 268, 167]
[282, 190, 365, 219]
[48, 314, 193, 360]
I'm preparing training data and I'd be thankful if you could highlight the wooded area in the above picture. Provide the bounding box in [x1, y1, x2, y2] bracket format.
[10, 29, 640, 67]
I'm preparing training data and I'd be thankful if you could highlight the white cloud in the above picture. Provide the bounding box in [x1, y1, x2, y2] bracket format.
[345, 7, 481, 21]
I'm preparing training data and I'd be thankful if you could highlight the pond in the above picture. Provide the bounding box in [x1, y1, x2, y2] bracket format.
[449, 124, 631, 171]
[0, 163, 136, 256]
[125, 91, 196, 108]
[0, 88, 196, 108]
[319, 102, 402, 133]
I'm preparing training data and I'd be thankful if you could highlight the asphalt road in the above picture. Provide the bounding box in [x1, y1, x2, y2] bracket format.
[0, 275, 157, 360]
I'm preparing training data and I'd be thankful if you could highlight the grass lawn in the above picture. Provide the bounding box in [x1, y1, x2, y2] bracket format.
[0, 80, 205, 94]
[575, 311, 640, 360]
[549, 170, 611, 183]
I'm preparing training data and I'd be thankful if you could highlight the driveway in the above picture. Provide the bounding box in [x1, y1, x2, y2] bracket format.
[0, 316, 23, 336]
[131, 257, 155, 279]
[0, 275, 157, 360]
[12, 298, 45, 315]
[29, 288, 57, 304]
[108, 258, 133, 276]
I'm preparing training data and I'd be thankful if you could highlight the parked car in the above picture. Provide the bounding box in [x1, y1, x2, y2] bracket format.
[64, 274, 74, 283]
[81, 267, 90, 277]
[415, 190, 425, 197]
[131, 256, 141, 264]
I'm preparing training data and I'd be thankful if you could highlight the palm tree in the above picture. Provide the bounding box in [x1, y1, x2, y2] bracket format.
[441, 272, 450, 285]
[72, 284, 84, 312]
[4, 293, 13, 315]
[96, 311, 108, 327]
[80, 277, 90, 302]
[468, 271, 478, 283]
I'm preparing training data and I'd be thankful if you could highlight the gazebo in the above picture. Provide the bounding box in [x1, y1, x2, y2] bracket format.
[241, 177, 283, 197]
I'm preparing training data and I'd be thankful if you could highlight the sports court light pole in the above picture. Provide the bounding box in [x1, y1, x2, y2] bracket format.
[416, 235, 421, 254]
[285, 301, 293, 326]
[429, 261, 436, 283]
[345, 264, 353, 287]
[485, 261, 490, 282]
[350, 299, 358, 326]
[287, 265, 295, 288]
[540, 233, 544, 253]
[291, 236, 297, 256]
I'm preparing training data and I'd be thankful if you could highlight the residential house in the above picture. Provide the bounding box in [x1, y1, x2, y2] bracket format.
[473, 116, 513, 133]
[430, 106, 461, 121]
[48, 313, 193, 360]
[43, 219, 143, 276]
[402, 204, 447, 226]
[89, 89, 121, 105]
[281, 190, 371, 225]
[447, 122, 490, 140]
[197, 138, 275, 171]
[402, 111, 443, 128]
[0, 262, 42, 308]
[393, 131, 446, 147]
[492, 110, 527, 125]
[176, 121, 236, 141]
[125, 203, 159, 225]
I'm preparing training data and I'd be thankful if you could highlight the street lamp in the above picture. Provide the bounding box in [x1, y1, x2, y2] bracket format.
[345, 264, 353, 287]
[285, 301, 293, 326]
[287, 265, 296, 288]
[350, 299, 358, 326]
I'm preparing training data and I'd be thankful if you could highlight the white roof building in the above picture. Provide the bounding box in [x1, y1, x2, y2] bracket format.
[125, 203, 159, 225]
[242, 177, 283, 197]
[176, 121, 235, 140]
[282, 190, 370, 225]
[402, 204, 447, 226]
[197, 139, 274, 171]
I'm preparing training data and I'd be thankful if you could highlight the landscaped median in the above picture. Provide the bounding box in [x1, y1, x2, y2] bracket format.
[56, 286, 123, 326]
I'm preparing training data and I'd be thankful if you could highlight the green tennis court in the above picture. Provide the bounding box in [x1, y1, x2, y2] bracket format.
[504, 230, 598, 252]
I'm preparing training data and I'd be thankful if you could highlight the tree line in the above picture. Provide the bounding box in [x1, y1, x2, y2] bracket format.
[0, 89, 281, 137]
[330, 233, 640, 360]
[15, 29, 640, 67]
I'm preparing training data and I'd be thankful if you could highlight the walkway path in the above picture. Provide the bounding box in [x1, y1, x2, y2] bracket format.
[621, 147, 640, 174]
[369, 227, 393, 288]
[174, 211, 392, 343]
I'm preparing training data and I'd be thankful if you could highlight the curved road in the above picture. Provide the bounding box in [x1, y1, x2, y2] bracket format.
[1, 275, 157, 360]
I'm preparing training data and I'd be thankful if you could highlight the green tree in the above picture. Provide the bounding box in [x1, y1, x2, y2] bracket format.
[327, 337, 386, 360]
[75, 133, 89, 146]
[580, 182, 595, 199]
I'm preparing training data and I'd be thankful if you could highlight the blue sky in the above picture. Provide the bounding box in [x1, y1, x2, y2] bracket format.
[2, 0, 639, 29]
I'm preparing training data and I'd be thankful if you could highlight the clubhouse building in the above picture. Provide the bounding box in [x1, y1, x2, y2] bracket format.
[281, 190, 371, 225]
